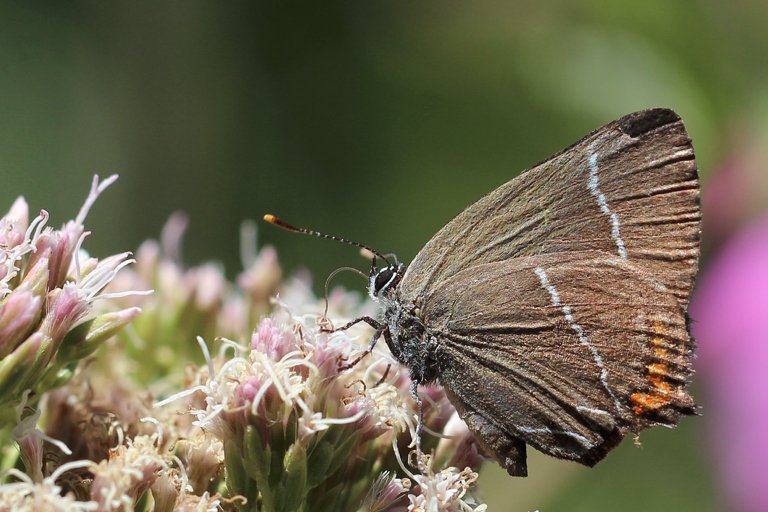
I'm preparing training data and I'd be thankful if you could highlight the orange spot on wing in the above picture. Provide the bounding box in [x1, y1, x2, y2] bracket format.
[631, 392, 671, 415]
[631, 321, 674, 415]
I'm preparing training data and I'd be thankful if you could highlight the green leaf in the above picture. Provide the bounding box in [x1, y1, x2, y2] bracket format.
[280, 443, 308, 512]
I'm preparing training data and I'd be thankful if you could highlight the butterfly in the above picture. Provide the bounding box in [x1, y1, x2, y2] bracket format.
[266, 108, 701, 476]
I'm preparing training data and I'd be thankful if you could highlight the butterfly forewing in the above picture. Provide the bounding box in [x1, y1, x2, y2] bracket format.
[400, 109, 700, 308]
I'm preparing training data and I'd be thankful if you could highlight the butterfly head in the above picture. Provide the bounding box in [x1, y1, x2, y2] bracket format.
[368, 262, 406, 302]
[261, 214, 407, 304]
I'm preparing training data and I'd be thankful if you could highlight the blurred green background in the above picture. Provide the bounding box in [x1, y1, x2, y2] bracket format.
[3, 1, 768, 510]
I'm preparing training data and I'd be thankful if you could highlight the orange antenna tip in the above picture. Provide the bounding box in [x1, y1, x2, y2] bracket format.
[262, 214, 392, 264]
[263, 214, 303, 233]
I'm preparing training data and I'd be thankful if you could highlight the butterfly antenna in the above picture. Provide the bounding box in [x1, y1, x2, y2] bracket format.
[263, 214, 392, 266]
[322, 266, 368, 319]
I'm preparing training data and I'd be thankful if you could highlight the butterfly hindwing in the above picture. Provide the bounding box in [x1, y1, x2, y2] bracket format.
[421, 252, 695, 474]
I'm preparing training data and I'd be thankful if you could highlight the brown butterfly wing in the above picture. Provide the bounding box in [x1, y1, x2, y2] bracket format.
[422, 252, 695, 475]
[400, 109, 700, 310]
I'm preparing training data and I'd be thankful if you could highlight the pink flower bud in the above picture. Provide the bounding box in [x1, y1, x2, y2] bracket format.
[39, 284, 90, 353]
[0, 288, 43, 359]
[28, 229, 77, 291]
[251, 317, 295, 360]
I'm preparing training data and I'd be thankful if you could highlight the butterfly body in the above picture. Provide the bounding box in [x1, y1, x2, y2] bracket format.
[370, 266, 439, 385]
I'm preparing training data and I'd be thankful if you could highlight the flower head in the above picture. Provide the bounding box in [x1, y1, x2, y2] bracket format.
[407, 458, 486, 512]
[0, 462, 99, 512]
[151, 283, 486, 511]
[0, 175, 149, 417]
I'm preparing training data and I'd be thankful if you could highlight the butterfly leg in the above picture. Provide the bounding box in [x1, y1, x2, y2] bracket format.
[410, 380, 427, 473]
[321, 315, 381, 334]
[331, 316, 388, 372]
[374, 364, 392, 387]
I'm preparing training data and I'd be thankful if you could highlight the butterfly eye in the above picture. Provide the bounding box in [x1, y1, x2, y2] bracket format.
[374, 268, 395, 294]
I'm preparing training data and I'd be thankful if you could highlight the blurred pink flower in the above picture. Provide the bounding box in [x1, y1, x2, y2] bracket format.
[690, 214, 768, 512]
